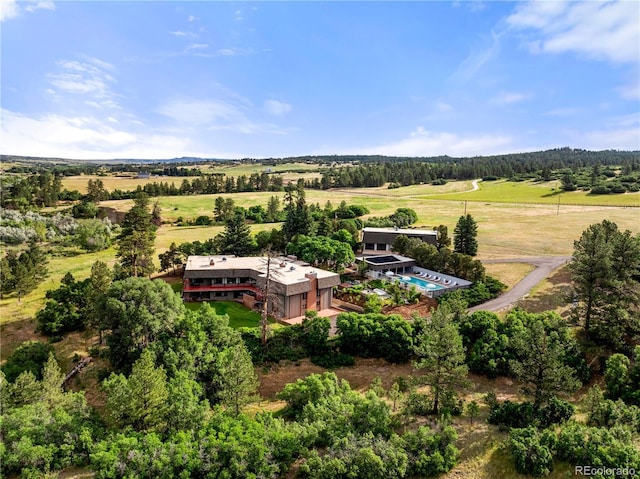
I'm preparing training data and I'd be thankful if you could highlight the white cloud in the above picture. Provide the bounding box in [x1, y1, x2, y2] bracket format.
[234, 9, 243, 21]
[264, 100, 291, 116]
[584, 127, 640, 151]
[349, 127, 513, 157]
[490, 91, 530, 105]
[0, 108, 223, 160]
[156, 97, 286, 135]
[1, 0, 53, 21]
[47, 59, 117, 104]
[507, 1, 640, 64]
[436, 101, 453, 112]
[617, 81, 640, 101]
[170, 30, 187, 36]
[1, 0, 19, 21]
[187, 15, 197, 22]
[24, 0, 54, 13]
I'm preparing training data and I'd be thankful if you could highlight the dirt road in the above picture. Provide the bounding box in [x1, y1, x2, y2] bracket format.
[469, 256, 572, 313]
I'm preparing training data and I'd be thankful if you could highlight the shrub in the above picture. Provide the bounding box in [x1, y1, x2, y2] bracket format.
[489, 398, 573, 429]
[556, 424, 640, 474]
[1, 341, 56, 382]
[509, 427, 556, 477]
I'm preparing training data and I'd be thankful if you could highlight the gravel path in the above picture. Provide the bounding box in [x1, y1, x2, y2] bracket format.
[469, 256, 572, 313]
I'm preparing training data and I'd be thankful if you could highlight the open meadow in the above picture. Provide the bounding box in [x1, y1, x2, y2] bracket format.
[60, 162, 323, 193]
[3, 181, 638, 328]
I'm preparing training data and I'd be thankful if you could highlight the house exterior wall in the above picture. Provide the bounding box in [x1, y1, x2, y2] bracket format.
[183, 256, 340, 320]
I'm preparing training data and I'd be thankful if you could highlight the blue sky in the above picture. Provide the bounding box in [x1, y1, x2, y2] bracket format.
[2, 1, 639, 160]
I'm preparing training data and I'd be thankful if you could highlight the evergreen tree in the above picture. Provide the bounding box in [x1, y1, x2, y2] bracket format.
[509, 316, 581, 408]
[453, 214, 478, 256]
[414, 304, 468, 415]
[103, 349, 168, 431]
[116, 193, 156, 277]
[436, 225, 451, 251]
[215, 209, 257, 257]
[570, 221, 640, 348]
[282, 184, 311, 242]
[217, 344, 259, 415]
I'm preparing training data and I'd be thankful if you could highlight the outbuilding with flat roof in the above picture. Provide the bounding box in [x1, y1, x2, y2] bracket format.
[361, 227, 437, 256]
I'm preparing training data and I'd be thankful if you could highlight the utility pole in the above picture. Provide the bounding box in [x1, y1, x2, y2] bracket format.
[557, 193, 561, 215]
[464, 200, 467, 215]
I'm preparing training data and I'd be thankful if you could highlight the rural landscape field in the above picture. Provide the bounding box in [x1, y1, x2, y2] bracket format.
[3, 1, 640, 478]
[1, 152, 639, 479]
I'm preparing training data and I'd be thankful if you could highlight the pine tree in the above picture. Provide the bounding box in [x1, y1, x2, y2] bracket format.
[414, 304, 468, 415]
[216, 210, 257, 257]
[218, 344, 258, 415]
[509, 318, 580, 408]
[116, 193, 156, 277]
[453, 214, 478, 256]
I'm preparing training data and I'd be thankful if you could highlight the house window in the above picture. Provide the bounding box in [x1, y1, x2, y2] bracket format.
[365, 243, 375, 250]
[302, 292, 307, 299]
[376, 243, 387, 251]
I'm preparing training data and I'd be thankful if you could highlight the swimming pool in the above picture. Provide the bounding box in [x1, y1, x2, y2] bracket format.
[401, 276, 444, 290]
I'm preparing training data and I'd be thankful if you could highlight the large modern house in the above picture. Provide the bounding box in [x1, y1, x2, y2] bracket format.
[361, 227, 437, 256]
[182, 255, 341, 320]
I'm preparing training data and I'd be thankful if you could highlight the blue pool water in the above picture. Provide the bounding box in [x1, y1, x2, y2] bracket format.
[400, 276, 444, 290]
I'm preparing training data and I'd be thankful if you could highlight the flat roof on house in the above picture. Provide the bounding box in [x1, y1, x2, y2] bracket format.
[184, 255, 339, 287]
[362, 227, 437, 236]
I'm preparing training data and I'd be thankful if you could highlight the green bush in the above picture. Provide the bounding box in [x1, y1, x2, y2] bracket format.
[1, 341, 56, 382]
[489, 398, 574, 429]
[556, 424, 640, 476]
[509, 427, 556, 477]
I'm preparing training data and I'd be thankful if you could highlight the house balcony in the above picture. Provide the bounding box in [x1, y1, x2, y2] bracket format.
[182, 282, 263, 298]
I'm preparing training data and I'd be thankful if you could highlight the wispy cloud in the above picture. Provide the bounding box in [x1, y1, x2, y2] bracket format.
[507, 1, 640, 64]
[156, 97, 287, 135]
[1, 0, 54, 21]
[617, 81, 640, 101]
[47, 58, 118, 108]
[452, 29, 502, 82]
[451, 1, 486, 13]
[187, 15, 198, 22]
[544, 107, 583, 117]
[25, 0, 54, 13]
[490, 91, 530, 105]
[169, 30, 187, 37]
[436, 101, 453, 113]
[264, 100, 291, 116]
[350, 127, 513, 157]
[234, 9, 243, 21]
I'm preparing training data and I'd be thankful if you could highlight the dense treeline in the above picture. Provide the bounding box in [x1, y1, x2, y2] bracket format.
[3, 148, 638, 210]
[316, 150, 640, 189]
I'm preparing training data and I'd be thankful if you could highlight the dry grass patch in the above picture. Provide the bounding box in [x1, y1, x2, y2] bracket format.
[517, 265, 573, 315]
[483, 262, 536, 290]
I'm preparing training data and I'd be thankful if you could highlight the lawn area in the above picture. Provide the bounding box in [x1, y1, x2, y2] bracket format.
[184, 300, 267, 329]
[419, 179, 640, 207]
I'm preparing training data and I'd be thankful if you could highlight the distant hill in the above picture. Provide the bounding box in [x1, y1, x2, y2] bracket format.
[2, 147, 638, 167]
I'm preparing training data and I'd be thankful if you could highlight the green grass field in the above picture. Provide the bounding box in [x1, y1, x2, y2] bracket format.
[2, 180, 639, 326]
[61, 162, 322, 194]
[417, 179, 640, 207]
